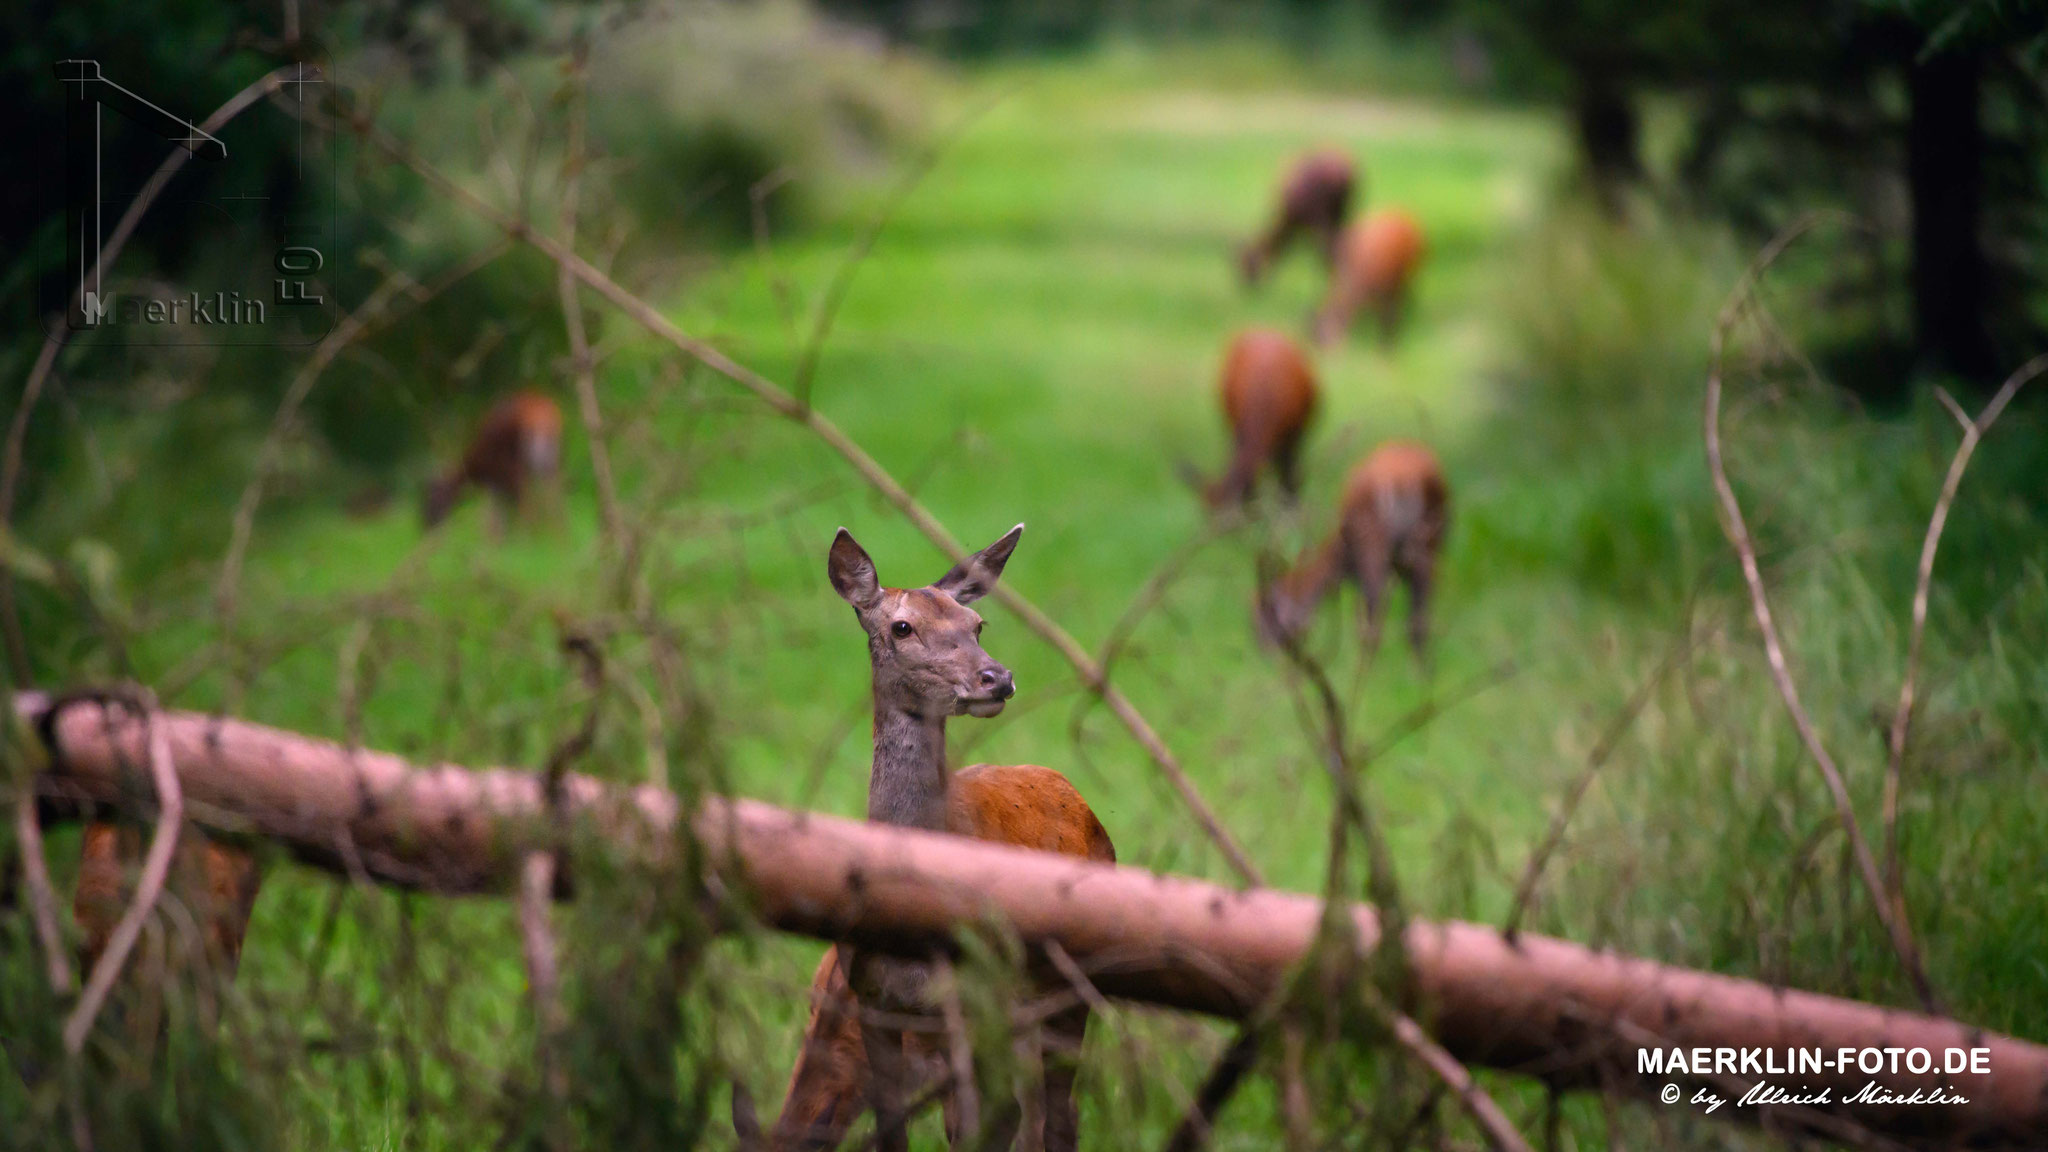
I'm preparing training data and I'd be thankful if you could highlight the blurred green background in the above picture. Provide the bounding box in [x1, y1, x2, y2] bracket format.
[4, 1, 2046, 1149]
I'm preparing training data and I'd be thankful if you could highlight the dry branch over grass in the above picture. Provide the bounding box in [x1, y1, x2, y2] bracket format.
[1879, 354, 2048, 901]
[314, 93, 1267, 890]
[59, 691, 181, 1055]
[1702, 215, 1939, 1012]
[24, 692, 2048, 1148]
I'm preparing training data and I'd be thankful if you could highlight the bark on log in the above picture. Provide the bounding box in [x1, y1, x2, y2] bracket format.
[22, 692, 2048, 1147]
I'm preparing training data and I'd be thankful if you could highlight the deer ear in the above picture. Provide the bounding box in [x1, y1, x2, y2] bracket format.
[828, 529, 883, 611]
[933, 524, 1023, 606]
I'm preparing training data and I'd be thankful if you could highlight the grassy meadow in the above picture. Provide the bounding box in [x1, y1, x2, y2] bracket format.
[13, 34, 2048, 1152]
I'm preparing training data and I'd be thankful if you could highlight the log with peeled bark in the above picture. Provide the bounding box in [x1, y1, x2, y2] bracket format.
[20, 691, 2048, 1147]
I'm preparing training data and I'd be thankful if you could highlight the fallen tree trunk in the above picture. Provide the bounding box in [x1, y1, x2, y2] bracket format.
[21, 692, 2048, 1147]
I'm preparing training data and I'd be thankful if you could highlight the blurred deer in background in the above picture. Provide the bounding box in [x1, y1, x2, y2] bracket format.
[1314, 209, 1427, 348]
[1239, 149, 1357, 286]
[734, 525, 1115, 1152]
[1256, 440, 1448, 664]
[1203, 328, 1321, 509]
[421, 389, 564, 532]
[73, 822, 261, 1034]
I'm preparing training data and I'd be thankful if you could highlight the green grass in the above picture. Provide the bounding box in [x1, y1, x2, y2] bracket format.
[14, 38, 2047, 1152]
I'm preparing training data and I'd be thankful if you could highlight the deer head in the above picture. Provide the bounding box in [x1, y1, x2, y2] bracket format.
[828, 525, 1024, 719]
[421, 473, 465, 528]
[1252, 544, 1333, 651]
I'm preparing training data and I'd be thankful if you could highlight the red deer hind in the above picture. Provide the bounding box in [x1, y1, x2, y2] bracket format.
[1314, 209, 1427, 348]
[422, 389, 564, 531]
[1257, 440, 1449, 663]
[1204, 328, 1321, 509]
[734, 526, 1115, 1152]
[1239, 149, 1358, 286]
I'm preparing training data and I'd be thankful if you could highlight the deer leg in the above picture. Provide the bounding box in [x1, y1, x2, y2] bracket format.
[1400, 549, 1436, 674]
[195, 840, 262, 977]
[1351, 532, 1392, 662]
[861, 1016, 914, 1152]
[75, 821, 133, 967]
[773, 949, 870, 1150]
[1275, 433, 1306, 504]
[1039, 1003, 1089, 1152]
[1377, 287, 1407, 348]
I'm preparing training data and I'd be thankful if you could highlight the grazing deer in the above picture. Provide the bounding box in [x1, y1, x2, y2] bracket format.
[734, 525, 1115, 1152]
[1204, 329, 1321, 508]
[1256, 440, 1449, 663]
[421, 389, 564, 531]
[1314, 209, 1427, 348]
[1239, 149, 1357, 287]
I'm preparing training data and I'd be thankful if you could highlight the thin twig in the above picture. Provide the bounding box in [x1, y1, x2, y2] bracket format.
[323, 95, 1266, 889]
[1881, 356, 2048, 906]
[518, 851, 566, 1115]
[1377, 997, 1536, 1152]
[1703, 213, 1940, 1012]
[790, 91, 1010, 410]
[1, 67, 294, 682]
[1098, 519, 1233, 678]
[521, 628, 603, 1129]
[63, 693, 182, 1053]
[215, 241, 512, 629]
[940, 967, 980, 1142]
[1158, 1010, 1270, 1152]
[15, 789, 75, 993]
[554, 44, 627, 561]
[1503, 630, 1699, 940]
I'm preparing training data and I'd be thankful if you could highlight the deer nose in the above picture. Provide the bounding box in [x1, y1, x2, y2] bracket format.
[979, 667, 1015, 700]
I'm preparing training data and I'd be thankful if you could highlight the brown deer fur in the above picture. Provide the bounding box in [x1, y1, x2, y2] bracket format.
[73, 822, 261, 984]
[1239, 149, 1357, 286]
[422, 389, 564, 529]
[1257, 441, 1449, 661]
[1314, 209, 1427, 348]
[1206, 329, 1320, 508]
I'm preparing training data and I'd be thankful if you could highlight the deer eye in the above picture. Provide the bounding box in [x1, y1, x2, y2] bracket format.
[974, 621, 984, 637]
[891, 620, 913, 639]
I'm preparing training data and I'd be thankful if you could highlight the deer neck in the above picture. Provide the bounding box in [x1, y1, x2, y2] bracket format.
[868, 700, 950, 832]
[1291, 534, 1346, 604]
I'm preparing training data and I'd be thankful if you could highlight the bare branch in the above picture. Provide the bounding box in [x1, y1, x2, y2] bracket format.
[1881, 353, 2048, 911]
[518, 850, 567, 1121]
[1159, 1011, 1267, 1152]
[15, 790, 75, 993]
[790, 93, 1007, 409]
[1504, 630, 1698, 940]
[215, 241, 512, 630]
[320, 96, 1265, 888]
[940, 966, 980, 1141]
[26, 691, 2048, 1147]
[1702, 213, 1940, 1012]
[63, 692, 182, 1053]
[1378, 998, 1535, 1152]
[521, 627, 604, 1124]
[553, 45, 627, 561]
[2, 67, 295, 683]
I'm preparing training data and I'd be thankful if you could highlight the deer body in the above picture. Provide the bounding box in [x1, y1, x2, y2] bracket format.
[741, 527, 1113, 1152]
[1315, 209, 1427, 347]
[1240, 149, 1357, 286]
[1207, 329, 1320, 508]
[422, 389, 564, 529]
[1258, 441, 1449, 661]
